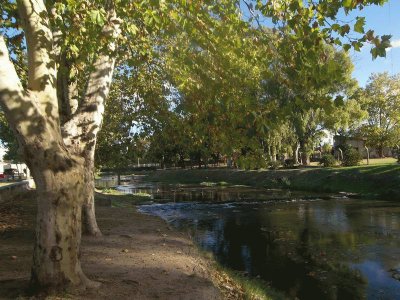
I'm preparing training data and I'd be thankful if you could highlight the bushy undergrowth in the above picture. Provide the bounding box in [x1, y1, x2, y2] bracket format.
[342, 148, 362, 166]
[320, 154, 337, 167]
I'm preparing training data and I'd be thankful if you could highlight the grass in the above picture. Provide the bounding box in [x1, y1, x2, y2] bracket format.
[95, 187, 153, 205]
[215, 266, 287, 300]
[138, 159, 400, 199]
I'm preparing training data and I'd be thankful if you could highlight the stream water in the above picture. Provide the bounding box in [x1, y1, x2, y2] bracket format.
[97, 177, 400, 299]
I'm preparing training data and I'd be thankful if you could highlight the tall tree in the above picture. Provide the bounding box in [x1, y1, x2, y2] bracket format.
[0, 0, 250, 291]
[0, 0, 122, 289]
[359, 72, 400, 156]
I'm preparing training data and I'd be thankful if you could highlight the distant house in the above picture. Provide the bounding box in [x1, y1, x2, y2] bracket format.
[333, 135, 393, 159]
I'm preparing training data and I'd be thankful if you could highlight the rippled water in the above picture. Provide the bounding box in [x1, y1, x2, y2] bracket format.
[138, 188, 400, 299]
[96, 177, 400, 299]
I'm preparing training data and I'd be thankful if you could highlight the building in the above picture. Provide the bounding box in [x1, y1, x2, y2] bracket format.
[333, 135, 393, 159]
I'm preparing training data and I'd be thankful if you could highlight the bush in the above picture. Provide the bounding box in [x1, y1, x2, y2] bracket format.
[268, 160, 281, 170]
[284, 159, 296, 169]
[237, 153, 267, 170]
[342, 148, 362, 166]
[319, 154, 337, 167]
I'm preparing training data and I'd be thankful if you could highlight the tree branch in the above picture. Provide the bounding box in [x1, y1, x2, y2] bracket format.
[0, 35, 43, 141]
[63, 10, 121, 156]
[17, 0, 59, 121]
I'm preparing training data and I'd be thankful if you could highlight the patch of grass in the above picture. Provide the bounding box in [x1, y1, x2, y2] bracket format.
[95, 189, 153, 205]
[132, 192, 152, 197]
[361, 157, 397, 165]
[216, 266, 287, 300]
[200, 181, 217, 186]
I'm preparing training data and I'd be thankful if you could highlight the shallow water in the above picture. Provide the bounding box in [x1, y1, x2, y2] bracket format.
[97, 177, 400, 299]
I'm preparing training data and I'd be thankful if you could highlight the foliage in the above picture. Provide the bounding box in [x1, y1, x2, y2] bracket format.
[0, 111, 20, 162]
[268, 160, 282, 170]
[320, 154, 337, 167]
[255, 0, 390, 58]
[321, 143, 333, 154]
[343, 148, 362, 167]
[356, 73, 400, 156]
[237, 151, 268, 170]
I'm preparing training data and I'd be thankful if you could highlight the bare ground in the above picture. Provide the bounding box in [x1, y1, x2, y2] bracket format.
[0, 192, 239, 299]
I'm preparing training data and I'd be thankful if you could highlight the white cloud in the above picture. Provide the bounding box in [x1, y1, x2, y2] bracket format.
[391, 39, 400, 48]
[387, 39, 400, 52]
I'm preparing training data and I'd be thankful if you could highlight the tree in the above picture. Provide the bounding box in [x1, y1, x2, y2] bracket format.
[0, 0, 123, 290]
[1, 0, 251, 291]
[0, 110, 20, 162]
[255, 0, 390, 57]
[359, 73, 400, 157]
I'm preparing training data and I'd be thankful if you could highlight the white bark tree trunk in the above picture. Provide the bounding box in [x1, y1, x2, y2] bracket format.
[0, 0, 120, 291]
[30, 154, 98, 291]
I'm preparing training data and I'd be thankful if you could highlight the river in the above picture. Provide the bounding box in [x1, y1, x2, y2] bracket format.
[96, 176, 400, 299]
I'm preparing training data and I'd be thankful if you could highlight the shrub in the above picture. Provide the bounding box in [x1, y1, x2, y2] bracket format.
[342, 148, 362, 166]
[237, 152, 267, 170]
[284, 159, 296, 169]
[319, 154, 337, 167]
[278, 176, 291, 187]
[268, 160, 281, 170]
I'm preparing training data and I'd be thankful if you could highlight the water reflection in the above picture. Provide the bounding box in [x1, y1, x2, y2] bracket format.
[140, 196, 400, 299]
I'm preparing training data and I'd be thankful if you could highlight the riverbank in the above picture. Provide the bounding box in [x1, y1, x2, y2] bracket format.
[0, 191, 284, 299]
[139, 164, 400, 199]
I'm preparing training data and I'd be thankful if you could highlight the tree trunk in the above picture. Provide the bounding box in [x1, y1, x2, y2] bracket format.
[82, 157, 101, 236]
[293, 143, 300, 164]
[299, 141, 310, 166]
[378, 145, 384, 158]
[30, 156, 99, 292]
[117, 172, 121, 185]
[271, 145, 277, 162]
[301, 152, 310, 166]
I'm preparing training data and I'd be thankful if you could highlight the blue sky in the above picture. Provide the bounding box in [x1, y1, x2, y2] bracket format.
[348, 0, 400, 86]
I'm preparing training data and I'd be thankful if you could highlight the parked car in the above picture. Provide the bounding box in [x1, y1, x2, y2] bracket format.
[3, 168, 21, 180]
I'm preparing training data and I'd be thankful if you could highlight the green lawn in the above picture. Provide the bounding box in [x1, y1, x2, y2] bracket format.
[361, 157, 397, 165]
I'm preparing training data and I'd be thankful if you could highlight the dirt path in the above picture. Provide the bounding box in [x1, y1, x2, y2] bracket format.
[0, 193, 227, 299]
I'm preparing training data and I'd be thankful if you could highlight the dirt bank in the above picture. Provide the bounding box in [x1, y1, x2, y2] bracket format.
[0, 192, 239, 299]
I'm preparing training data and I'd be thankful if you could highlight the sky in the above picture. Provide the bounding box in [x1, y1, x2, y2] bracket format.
[348, 0, 400, 86]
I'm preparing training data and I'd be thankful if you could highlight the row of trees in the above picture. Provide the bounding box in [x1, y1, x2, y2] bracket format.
[97, 45, 400, 170]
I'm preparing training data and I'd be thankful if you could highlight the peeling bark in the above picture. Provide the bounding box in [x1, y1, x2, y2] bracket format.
[0, 0, 121, 291]
[30, 154, 99, 291]
[82, 155, 101, 236]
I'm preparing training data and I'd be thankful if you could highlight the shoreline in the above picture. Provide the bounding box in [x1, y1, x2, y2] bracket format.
[137, 166, 400, 200]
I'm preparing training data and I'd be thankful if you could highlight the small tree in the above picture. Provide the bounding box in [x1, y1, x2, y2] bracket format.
[320, 154, 337, 167]
[342, 148, 362, 167]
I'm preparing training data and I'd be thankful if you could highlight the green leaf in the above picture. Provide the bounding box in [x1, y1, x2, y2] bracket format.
[343, 44, 351, 51]
[89, 9, 105, 26]
[343, 0, 353, 8]
[354, 17, 365, 34]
